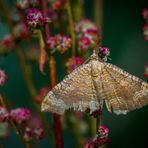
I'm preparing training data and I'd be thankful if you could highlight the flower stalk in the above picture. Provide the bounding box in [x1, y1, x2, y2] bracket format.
[66, 0, 76, 57]
[49, 56, 63, 148]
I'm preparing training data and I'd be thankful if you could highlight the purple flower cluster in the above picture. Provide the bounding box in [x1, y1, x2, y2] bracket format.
[0, 106, 30, 124]
[75, 19, 99, 51]
[65, 57, 84, 73]
[46, 34, 72, 53]
[10, 108, 30, 124]
[84, 125, 109, 148]
[0, 70, 7, 86]
[26, 8, 50, 28]
[0, 106, 45, 141]
[142, 9, 148, 41]
[24, 127, 44, 141]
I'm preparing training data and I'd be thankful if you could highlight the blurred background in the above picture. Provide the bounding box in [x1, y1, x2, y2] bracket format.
[0, 0, 148, 148]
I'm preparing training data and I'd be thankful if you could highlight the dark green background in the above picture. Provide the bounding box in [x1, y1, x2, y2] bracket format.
[1, 0, 148, 147]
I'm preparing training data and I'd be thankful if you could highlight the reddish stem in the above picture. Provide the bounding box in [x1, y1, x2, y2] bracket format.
[41, 0, 50, 40]
[49, 56, 63, 148]
[40, 0, 64, 147]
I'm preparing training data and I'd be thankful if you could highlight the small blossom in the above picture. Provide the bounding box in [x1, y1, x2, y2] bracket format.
[98, 47, 110, 62]
[66, 57, 84, 73]
[46, 34, 72, 53]
[0, 106, 9, 122]
[24, 127, 33, 142]
[0, 70, 7, 86]
[26, 8, 50, 28]
[35, 87, 50, 104]
[46, 37, 57, 49]
[92, 136, 109, 146]
[34, 127, 44, 140]
[143, 24, 148, 41]
[84, 125, 109, 147]
[98, 125, 109, 138]
[144, 64, 148, 78]
[13, 22, 29, 39]
[16, 0, 30, 9]
[75, 19, 99, 51]
[10, 108, 30, 124]
[75, 19, 98, 34]
[142, 9, 148, 19]
[0, 35, 14, 50]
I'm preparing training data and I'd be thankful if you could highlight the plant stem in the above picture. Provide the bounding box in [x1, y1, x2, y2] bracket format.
[49, 56, 63, 148]
[0, 95, 30, 148]
[66, 0, 76, 57]
[15, 47, 37, 98]
[41, 0, 50, 40]
[40, 0, 64, 147]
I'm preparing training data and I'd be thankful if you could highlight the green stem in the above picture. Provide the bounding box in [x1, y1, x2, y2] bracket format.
[15, 47, 37, 98]
[66, 112, 83, 148]
[66, 0, 76, 57]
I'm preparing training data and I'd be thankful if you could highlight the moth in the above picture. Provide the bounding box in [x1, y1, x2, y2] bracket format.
[41, 50, 148, 115]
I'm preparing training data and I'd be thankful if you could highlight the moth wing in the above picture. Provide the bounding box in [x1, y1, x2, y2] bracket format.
[41, 63, 99, 114]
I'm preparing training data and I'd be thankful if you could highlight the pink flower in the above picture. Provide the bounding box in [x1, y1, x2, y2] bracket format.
[24, 127, 33, 142]
[46, 37, 58, 49]
[75, 19, 98, 34]
[13, 22, 29, 39]
[34, 127, 44, 140]
[10, 108, 30, 124]
[26, 8, 50, 28]
[144, 64, 148, 78]
[84, 125, 109, 147]
[0, 70, 7, 86]
[66, 57, 84, 73]
[46, 34, 72, 53]
[0, 35, 14, 49]
[142, 9, 148, 19]
[78, 36, 90, 51]
[0, 106, 9, 122]
[16, 0, 30, 9]
[98, 125, 109, 138]
[75, 19, 99, 51]
[143, 24, 148, 41]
